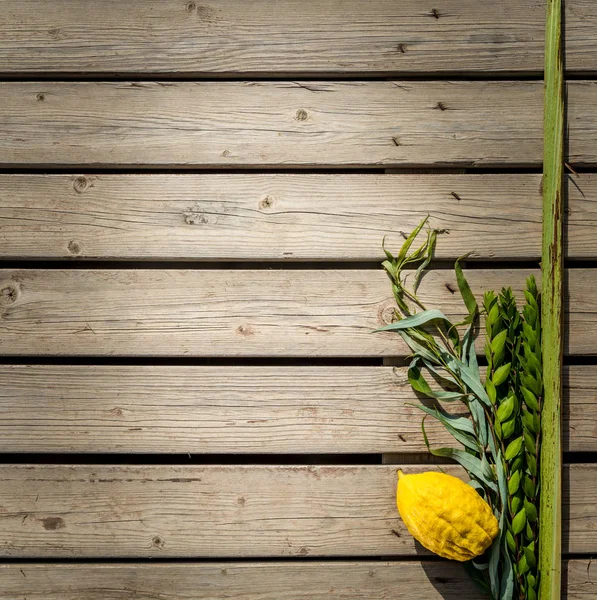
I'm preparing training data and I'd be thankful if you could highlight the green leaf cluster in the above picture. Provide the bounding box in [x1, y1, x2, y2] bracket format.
[378, 219, 543, 600]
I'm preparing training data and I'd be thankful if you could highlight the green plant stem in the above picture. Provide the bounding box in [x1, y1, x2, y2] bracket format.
[539, 0, 564, 598]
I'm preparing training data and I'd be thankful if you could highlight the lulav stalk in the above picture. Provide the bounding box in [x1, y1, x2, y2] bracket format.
[540, 0, 564, 597]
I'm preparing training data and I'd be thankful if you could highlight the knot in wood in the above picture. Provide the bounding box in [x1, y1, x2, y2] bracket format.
[259, 195, 274, 210]
[68, 240, 82, 255]
[0, 284, 19, 306]
[36, 92, 45, 102]
[295, 109, 309, 122]
[73, 176, 90, 193]
[378, 303, 396, 325]
[186, 1, 196, 11]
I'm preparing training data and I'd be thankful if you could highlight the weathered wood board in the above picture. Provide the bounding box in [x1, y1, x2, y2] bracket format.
[2, 173, 594, 260]
[0, 560, 592, 600]
[0, 0, 547, 74]
[0, 174, 546, 261]
[0, 81, 546, 168]
[3, 81, 597, 168]
[0, 464, 592, 557]
[0, 364, 593, 454]
[0, 268, 592, 356]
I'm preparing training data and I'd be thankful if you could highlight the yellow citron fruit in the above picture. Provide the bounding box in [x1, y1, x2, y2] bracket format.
[396, 469, 499, 561]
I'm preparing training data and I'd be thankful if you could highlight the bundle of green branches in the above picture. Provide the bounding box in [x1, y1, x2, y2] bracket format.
[377, 218, 542, 600]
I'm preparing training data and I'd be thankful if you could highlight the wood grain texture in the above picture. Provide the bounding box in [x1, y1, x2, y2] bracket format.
[0, 81, 548, 168]
[0, 268, 592, 356]
[3, 81, 596, 168]
[0, 365, 592, 454]
[0, 174, 545, 261]
[0, 561, 491, 600]
[0, 464, 591, 557]
[0, 560, 591, 599]
[0, 268, 537, 357]
[0, 0, 547, 74]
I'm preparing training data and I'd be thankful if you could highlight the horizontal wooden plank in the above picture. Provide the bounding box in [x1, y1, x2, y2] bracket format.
[0, 173, 550, 261]
[0, 464, 591, 557]
[0, 365, 592, 454]
[0, 81, 550, 168]
[0, 268, 528, 356]
[0, 174, 545, 261]
[0, 268, 592, 356]
[0, 561, 489, 600]
[0, 560, 593, 600]
[0, 0, 548, 75]
[0, 560, 591, 599]
[3, 81, 596, 168]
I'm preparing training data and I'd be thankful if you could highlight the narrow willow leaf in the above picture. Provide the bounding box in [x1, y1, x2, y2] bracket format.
[499, 546, 515, 600]
[374, 308, 449, 332]
[397, 216, 429, 263]
[408, 361, 464, 401]
[505, 436, 523, 461]
[468, 399, 488, 447]
[414, 404, 479, 452]
[397, 331, 440, 365]
[508, 470, 521, 495]
[413, 229, 437, 293]
[454, 257, 478, 320]
[492, 362, 511, 387]
[525, 499, 538, 522]
[512, 508, 527, 535]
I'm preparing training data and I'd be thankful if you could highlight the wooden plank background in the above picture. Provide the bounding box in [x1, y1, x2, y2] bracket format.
[0, 268, 594, 356]
[0, 560, 593, 600]
[0, 464, 593, 557]
[0, 364, 593, 454]
[1, 0, 596, 597]
[0, 0, 595, 75]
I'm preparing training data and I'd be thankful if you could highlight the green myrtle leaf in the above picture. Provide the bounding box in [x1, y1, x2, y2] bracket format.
[510, 456, 524, 474]
[524, 546, 537, 570]
[497, 395, 516, 422]
[490, 329, 508, 360]
[527, 587, 537, 600]
[522, 374, 542, 397]
[533, 413, 541, 432]
[524, 431, 537, 454]
[487, 302, 500, 327]
[505, 436, 523, 460]
[525, 498, 538, 522]
[501, 417, 516, 439]
[518, 555, 530, 575]
[512, 508, 527, 535]
[492, 362, 511, 387]
[528, 574, 536, 588]
[508, 470, 521, 495]
[527, 453, 537, 476]
[522, 475, 536, 499]
[522, 410, 539, 435]
[511, 494, 523, 515]
[506, 529, 517, 553]
[521, 387, 539, 412]
[486, 379, 497, 404]
[525, 521, 534, 540]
